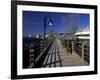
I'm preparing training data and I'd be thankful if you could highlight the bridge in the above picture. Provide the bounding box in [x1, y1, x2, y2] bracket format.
[23, 27, 89, 68]
[26, 37, 89, 68]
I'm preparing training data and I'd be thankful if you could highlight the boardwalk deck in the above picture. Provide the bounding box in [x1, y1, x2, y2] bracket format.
[42, 38, 82, 67]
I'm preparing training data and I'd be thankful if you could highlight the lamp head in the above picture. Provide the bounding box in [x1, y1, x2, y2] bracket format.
[48, 19, 53, 26]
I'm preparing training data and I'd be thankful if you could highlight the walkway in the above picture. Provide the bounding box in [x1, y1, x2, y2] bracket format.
[42, 38, 82, 67]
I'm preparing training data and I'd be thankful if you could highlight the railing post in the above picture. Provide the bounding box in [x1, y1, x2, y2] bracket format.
[67, 40, 68, 49]
[81, 42, 85, 65]
[29, 44, 35, 68]
[72, 41, 74, 54]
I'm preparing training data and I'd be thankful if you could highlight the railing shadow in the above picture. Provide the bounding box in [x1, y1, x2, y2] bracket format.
[42, 40, 63, 67]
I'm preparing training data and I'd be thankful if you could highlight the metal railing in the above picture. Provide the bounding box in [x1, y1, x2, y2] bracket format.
[73, 41, 90, 65]
[59, 38, 90, 65]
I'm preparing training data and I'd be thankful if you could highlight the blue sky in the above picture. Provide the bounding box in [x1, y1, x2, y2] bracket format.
[23, 11, 89, 36]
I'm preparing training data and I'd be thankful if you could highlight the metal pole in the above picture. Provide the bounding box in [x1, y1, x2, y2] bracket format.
[44, 18, 46, 40]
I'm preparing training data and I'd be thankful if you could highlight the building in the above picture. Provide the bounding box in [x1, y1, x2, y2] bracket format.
[75, 26, 89, 40]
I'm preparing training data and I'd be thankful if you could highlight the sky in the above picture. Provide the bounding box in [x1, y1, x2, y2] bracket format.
[23, 11, 89, 36]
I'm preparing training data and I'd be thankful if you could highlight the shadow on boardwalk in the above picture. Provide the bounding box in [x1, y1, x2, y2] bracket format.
[42, 38, 83, 68]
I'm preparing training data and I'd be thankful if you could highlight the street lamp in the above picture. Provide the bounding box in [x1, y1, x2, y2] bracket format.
[44, 16, 53, 40]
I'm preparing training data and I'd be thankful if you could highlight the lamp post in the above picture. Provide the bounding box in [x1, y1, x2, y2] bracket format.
[44, 16, 53, 40]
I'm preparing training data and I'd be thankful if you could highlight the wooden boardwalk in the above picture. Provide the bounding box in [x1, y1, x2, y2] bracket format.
[42, 38, 82, 67]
